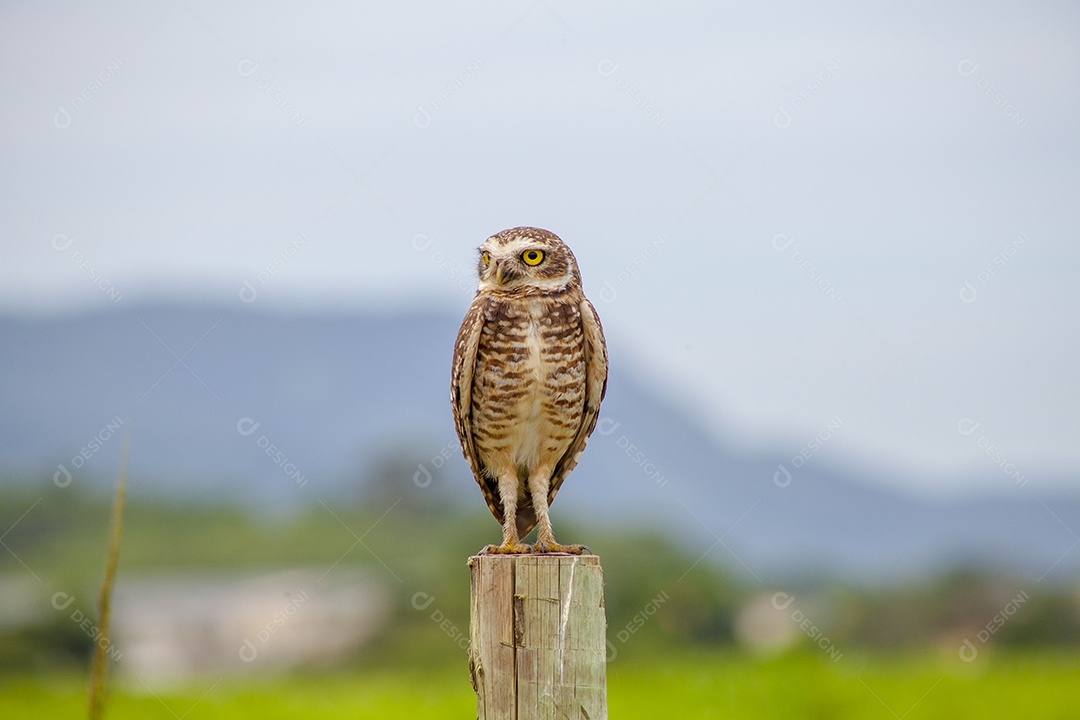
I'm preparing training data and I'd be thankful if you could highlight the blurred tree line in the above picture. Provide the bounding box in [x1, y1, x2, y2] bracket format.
[1, 450, 1079, 675]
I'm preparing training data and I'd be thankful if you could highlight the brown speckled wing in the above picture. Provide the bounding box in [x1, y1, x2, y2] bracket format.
[548, 296, 608, 504]
[450, 294, 504, 524]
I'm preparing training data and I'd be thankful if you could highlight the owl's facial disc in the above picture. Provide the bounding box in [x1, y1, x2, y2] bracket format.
[476, 228, 577, 293]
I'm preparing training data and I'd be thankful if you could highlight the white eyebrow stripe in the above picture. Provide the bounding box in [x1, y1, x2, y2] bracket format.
[477, 275, 572, 292]
[484, 236, 551, 254]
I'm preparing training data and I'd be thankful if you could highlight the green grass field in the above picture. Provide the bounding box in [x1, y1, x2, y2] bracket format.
[4, 651, 1079, 719]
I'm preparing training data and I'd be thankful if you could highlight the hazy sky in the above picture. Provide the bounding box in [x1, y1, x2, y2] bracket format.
[2, 2, 1078, 495]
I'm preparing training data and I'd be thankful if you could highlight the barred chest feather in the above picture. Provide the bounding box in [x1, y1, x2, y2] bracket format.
[472, 293, 587, 476]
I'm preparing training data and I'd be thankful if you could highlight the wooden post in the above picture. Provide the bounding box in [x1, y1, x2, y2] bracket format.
[468, 554, 607, 719]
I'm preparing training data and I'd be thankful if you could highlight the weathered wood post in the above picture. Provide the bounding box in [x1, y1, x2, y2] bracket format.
[468, 554, 607, 719]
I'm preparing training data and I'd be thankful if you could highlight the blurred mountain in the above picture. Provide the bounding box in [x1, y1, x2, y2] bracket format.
[1, 303, 1077, 582]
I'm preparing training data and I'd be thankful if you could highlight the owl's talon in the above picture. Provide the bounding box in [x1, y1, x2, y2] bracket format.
[479, 541, 534, 555]
[533, 541, 590, 555]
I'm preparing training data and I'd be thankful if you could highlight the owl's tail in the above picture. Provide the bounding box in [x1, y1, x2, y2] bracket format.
[514, 496, 538, 540]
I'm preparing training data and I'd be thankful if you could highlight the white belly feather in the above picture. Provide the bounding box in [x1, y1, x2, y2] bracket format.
[473, 297, 583, 483]
[512, 315, 548, 470]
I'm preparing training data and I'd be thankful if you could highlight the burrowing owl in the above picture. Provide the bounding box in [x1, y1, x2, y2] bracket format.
[451, 227, 608, 554]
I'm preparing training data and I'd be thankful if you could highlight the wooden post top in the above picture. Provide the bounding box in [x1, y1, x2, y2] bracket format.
[469, 553, 607, 719]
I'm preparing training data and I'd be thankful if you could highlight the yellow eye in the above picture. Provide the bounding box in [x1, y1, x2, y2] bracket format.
[482, 251, 490, 266]
[522, 249, 544, 266]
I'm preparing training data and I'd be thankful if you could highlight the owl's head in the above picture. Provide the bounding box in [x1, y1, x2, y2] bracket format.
[475, 227, 581, 294]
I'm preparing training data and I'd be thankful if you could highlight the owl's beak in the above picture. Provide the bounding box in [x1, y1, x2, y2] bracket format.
[490, 259, 518, 287]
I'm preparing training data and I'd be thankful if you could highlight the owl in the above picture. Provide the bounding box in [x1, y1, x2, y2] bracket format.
[451, 227, 608, 554]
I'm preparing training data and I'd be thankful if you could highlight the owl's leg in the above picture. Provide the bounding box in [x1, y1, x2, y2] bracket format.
[528, 467, 590, 555]
[480, 472, 533, 555]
